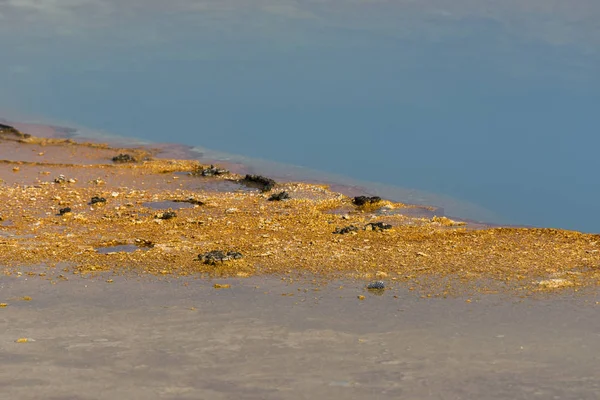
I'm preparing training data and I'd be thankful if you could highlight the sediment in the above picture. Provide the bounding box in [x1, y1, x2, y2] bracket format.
[1, 125, 599, 295]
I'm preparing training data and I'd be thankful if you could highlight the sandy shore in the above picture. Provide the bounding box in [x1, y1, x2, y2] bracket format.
[2, 120, 600, 399]
[1, 121, 600, 295]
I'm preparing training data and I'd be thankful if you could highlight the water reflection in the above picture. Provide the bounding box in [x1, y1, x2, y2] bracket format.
[1, 1, 599, 231]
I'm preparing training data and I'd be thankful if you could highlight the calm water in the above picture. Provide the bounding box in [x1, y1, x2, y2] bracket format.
[1, 1, 599, 231]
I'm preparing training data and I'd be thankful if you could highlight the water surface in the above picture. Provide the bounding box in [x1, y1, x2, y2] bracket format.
[1, 1, 599, 231]
[1, 273, 599, 399]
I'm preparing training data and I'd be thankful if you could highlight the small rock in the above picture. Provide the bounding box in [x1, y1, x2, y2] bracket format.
[58, 207, 72, 216]
[364, 222, 392, 231]
[54, 174, 75, 184]
[240, 174, 276, 192]
[268, 191, 290, 201]
[90, 196, 106, 205]
[367, 281, 385, 290]
[353, 196, 382, 206]
[0, 123, 21, 135]
[155, 211, 176, 220]
[198, 250, 243, 265]
[195, 164, 229, 177]
[333, 225, 359, 235]
[112, 153, 135, 163]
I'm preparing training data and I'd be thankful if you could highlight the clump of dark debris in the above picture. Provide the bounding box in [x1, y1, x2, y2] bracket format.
[352, 196, 382, 206]
[194, 164, 229, 177]
[0, 123, 25, 136]
[367, 281, 385, 290]
[0, 122, 16, 132]
[198, 250, 243, 265]
[364, 222, 392, 231]
[155, 211, 177, 220]
[268, 191, 290, 201]
[112, 153, 136, 163]
[58, 207, 72, 216]
[90, 196, 106, 205]
[240, 174, 276, 192]
[333, 225, 359, 234]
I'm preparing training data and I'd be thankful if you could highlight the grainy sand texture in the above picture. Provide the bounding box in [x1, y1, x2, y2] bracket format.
[1, 123, 599, 295]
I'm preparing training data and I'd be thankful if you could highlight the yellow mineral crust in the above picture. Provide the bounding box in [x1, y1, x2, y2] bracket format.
[1, 130, 600, 295]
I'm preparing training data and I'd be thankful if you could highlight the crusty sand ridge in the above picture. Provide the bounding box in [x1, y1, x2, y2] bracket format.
[1, 124, 599, 295]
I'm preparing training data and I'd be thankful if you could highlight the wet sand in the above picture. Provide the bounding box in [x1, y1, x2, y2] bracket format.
[1, 273, 599, 400]
[2, 122, 600, 294]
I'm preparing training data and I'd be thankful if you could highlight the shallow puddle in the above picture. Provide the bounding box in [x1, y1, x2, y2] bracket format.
[142, 200, 196, 210]
[182, 174, 255, 193]
[0, 274, 599, 400]
[0, 231, 35, 239]
[96, 244, 148, 254]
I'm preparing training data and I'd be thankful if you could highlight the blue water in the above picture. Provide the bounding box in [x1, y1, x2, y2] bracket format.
[1, 2, 599, 231]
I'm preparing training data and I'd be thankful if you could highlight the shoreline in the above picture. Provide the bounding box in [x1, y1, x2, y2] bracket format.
[1, 120, 599, 295]
[4, 117, 505, 225]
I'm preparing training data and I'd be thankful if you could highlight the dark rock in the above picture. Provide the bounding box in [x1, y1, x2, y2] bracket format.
[112, 153, 136, 163]
[268, 191, 290, 201]
[195, 164, 229, 177]
[1, 123, 30, 138]
[352, 196, 382, 206]
[367, 281, 385, 290]
[333, 225, 359, 234]
[198, 250, 243, 265]
[155, 211, 177, 220]
[0, 123, 20, 135]
[364, 222, 392, 231]
[58, 207, 72, 216]
[240, 174, 276, 192]
[90, 196, 107, 205]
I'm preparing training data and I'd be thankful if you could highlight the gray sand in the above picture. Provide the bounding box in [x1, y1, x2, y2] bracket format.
[1, 273, 599, 400]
